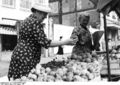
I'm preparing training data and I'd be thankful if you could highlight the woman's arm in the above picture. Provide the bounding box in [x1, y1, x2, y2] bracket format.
[50, 38, 77, 47]
[70, 27, 79, 40]
[32, 21, 77, 48]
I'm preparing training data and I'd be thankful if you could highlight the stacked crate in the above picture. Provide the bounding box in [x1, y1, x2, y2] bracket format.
[101, 59, 120, 75]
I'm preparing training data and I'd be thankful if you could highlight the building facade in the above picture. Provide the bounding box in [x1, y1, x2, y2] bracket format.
[0, 0, 34, 52]
[100, 11, 120, 51]
[0, 0, 50, 61]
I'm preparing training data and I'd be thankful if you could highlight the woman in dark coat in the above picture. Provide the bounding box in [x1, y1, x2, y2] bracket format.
[8, 4, 77, 80]
[70, 13, 94, 60]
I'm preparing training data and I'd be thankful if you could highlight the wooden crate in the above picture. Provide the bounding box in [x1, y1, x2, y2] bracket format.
[101, 59, 120, 75]
[90, 75, 102, 82]
[101, 69, 120, 75]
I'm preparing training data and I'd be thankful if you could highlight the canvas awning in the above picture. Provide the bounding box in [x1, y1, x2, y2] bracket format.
[0, 19, 16, 26]
[0, 19, 17, 35]
[90, 0, 120, 17]
[107, 23, 120, 30]
[97, 0, 120, 16]
[0, 27, 17, 35]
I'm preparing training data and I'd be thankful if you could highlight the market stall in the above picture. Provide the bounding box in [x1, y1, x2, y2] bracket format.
[95, 0, 120, 81]
[10, 53, 102, 82]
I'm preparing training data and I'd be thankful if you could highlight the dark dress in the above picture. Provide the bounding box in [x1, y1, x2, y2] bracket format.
[8, 14, 51, 80]
[70, 25, 93, 58]
[57, 46, 64, 55]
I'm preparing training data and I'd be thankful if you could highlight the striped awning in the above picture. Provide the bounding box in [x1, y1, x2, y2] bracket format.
[1, 19, 16, 26]
[107, 23, 120, 30]
[0, 27, 17, 35]
[107, 19, 120, 30]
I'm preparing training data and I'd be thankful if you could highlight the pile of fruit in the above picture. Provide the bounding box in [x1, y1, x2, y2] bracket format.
[100, 48, 120, 61]
[71, 52, 101, 63]
[13, 53, 102, 82]
[109, 49, 120, 60]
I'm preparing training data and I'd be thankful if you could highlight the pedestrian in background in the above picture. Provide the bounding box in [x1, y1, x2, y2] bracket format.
[57, 36, 64, 55]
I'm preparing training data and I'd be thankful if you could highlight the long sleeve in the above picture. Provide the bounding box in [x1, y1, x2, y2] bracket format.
[32, 21, 51, 49]
[70, 27, 79, 40]
[71, 26, 90, 45]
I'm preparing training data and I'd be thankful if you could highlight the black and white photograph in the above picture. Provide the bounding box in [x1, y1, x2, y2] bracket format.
[0, 0, 120, 84]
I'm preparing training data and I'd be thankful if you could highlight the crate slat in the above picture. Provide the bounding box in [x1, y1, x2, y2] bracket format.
[101, 69, 120, 75]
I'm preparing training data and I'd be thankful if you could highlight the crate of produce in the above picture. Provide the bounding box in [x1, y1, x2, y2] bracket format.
[11, 53, 102, 82]
[27, 60, 102, 82]
[101, 59, 120, 75]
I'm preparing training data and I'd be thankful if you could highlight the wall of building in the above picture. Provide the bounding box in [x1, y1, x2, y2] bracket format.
[0, 0, 52, 58]
[0, 0, 32, 21]
[0, 0, 50, 21]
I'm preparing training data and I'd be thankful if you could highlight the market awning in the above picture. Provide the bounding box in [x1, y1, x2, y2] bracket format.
[90, 0, 120, 17]
[0, 27, 17, 35]
[0, 19, 16, 26]
[0, 19, 17, 35]
[107, 19, 120, 30]
[97, 0, 120, 17]
[107, 23, 120, 30]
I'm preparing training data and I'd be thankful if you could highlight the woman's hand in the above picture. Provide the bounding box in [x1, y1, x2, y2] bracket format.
[66, 38, 78, 45]
[50, 38, 78, 47]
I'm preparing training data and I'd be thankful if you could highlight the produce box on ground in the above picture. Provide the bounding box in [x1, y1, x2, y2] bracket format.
[101, 59, 120, 75]
[11, 53, 102, 82]
[100, 48, 120, 76]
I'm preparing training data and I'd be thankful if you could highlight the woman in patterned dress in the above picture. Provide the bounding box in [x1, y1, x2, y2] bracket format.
[70, 13, 94, 61]
[8, 4, 77, 80]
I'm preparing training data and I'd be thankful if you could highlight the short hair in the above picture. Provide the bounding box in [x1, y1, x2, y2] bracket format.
[79, 13, 90, 22]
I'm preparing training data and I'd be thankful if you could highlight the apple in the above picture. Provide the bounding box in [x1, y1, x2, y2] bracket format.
[45, 67, 51, 73]
[73, 75, 83, 81]
[66, 72, 74, 81]
[21, 76, 27, 81]
[56, 68, 64, 77]
[28, 73, 33, 78]
[87, 73, 95, 80]
[31, 68, 36, 73]
[36, 64, 42, 70]
[35, 69, 40, 75]
[15, 78, 21, 82]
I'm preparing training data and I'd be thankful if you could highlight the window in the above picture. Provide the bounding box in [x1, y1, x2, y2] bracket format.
[37, 0, 44, 3]
[50, 2, 59, 13]
[62, 0, 75, 13]
[20, 0, 32, 10]
[62, 13, 76, 26]
[37, 0, 47, 5]
[2, 0, 15, 8]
